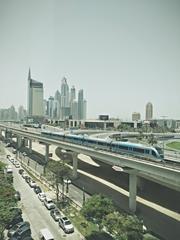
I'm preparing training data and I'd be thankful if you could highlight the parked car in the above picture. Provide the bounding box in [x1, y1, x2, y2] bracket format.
[18, 169, 24, 175]
[14, 162, 21, 168]
[38, 192, 46, 202]
[10, 158, 15, 163]
[29, 180, 36, 188]
[9, 207, 22, 216]
[33, 186, 42, 194]
[7, 154, 11, 159]
[22, 152, 27, 156]
[5, 143, 11, 147]
[9, 224, 31, 239]
[14, 191, 21, 201]
[12, 149, 17, 154]
[58, 216, 74, 233]
[22, 172, 28, 179]
[50, 208, 61, 221]
[44, 197, 55, 210]
[25, 176, 31, 183]
[39, 228, 54, 240]
[7, 221, 30, 237]
[6, 165, 13, 173]
[6, 209, 23, 230]
[10, 236, 33, 240]
[13, 160, 18, 165]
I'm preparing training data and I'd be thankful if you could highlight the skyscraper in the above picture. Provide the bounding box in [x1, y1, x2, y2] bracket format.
[145, 102, 153, 120]
[47, 96, 54, 119]
[54, 90, 61, 119]
[27, 69, 43, 117]
[78, 89, 87, 120]
[61, 77, 70, 119]
[70, 86, 76, 118]
[71, 100, 78, 119]
[132, 112, 141, 121]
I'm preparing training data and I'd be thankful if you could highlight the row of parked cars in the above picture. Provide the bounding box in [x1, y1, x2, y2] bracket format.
[7, 155, 21, 168]
[6, 152, 74, 238]
[19, 168, 74, 234]
[6, 156, 33, 240]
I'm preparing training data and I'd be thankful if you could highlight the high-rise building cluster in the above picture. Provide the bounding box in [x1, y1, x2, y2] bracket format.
[1, 69, 87, 123]
[0, 105, 26, 121]
[27, 70, 87, 121]
[44, 77, 87, 120]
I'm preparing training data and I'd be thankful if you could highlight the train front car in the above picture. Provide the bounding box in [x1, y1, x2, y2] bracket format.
[110, 141, 163, 162]
[154, 146, 164, 160]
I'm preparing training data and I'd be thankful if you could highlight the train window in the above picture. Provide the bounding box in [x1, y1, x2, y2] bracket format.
[133, 147, 144, 153]
[152, 150, 157, 156]
[98, 141, 107, 146]
[118, 145, 128, 150]
[145, 149, 150, 154]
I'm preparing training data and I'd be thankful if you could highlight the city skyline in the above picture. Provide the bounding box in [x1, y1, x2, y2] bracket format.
[0, 0, 180, 120]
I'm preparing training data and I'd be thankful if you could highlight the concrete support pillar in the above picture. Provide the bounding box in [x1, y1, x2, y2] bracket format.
[24, 138, 28, 147]
[104, 122, 107, 130]
[129, 173, 137, 213]
[72, 152, 78, 179]
[45, 144, 49, 163]
[17, 136, 22, 149]
[29, 139, 32, 153]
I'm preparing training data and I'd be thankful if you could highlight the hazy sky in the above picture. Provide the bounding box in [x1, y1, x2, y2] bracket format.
[0, 0, 180, 120]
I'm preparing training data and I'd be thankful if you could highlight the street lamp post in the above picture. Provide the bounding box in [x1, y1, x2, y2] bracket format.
[82, 186, 85, 205]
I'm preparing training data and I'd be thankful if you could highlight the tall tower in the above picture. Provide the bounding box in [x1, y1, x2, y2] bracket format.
[145, 102, 153, 120]
[70, 86, 76, 118]
[78, 89, 87, 120]
[60, 77, 70, 119]
[27, 69, 44, 117]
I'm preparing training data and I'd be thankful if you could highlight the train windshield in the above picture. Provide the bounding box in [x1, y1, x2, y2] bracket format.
[155, 147, 164, 157]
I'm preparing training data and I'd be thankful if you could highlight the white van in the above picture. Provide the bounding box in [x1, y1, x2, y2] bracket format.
[39, 228, 54, 240]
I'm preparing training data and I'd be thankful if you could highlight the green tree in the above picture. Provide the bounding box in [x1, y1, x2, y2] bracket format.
[148, 134, 157, 146]
[103, 212, 143, 240]
[81, 194, 115, 230]
[103, 212, 125, 238]
[0, 162, 16, 240]
[47, 160, 72, 202]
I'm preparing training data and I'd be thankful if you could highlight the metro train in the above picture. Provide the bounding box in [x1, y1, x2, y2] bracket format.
[41, 129, 164, 162]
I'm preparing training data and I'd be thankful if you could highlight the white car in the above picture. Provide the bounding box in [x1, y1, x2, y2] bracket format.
[13, 160, 18, 165]
[29, 180, 36, 188]
[22, 172, 28, 179]
[14, 162, 21, 168]
[38, 192, 46, 202]
[6, 165, 13, 173]
[59, 216, 74, 233]
[44, 197, 55, 210]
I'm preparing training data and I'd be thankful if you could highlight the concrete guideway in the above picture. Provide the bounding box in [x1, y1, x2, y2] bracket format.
[1, 125, 180, 213]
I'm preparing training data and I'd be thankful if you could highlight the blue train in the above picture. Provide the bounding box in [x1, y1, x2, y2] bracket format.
[41, 129, 164, 162]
